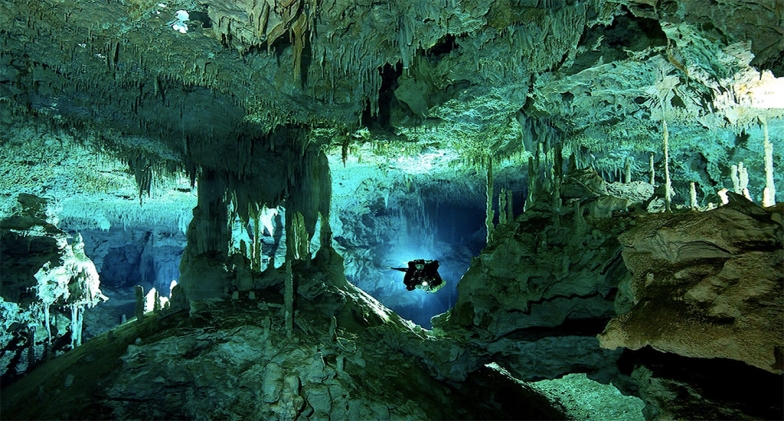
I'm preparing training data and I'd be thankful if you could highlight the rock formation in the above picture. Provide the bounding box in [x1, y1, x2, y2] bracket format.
[1, 194, 107, 381]
[0, 0, 782, 418]
[599, 194, 784, 374]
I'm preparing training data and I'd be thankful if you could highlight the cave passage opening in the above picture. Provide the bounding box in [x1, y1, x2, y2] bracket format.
[375, 195, 487, 328]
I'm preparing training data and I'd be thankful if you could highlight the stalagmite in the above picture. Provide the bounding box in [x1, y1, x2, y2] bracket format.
[319, 212, 332, 250]
[732, 162, 751, 199]
[44, 305, 51, 348]
[731, 164, 741, 193]
[499, 188, 508, 225]
[574, 200, 586, 236]
[153, 289, 162, 313]
[27, 327, 35, 369]
[690, 182, 697, 209]
[135, 285, 145, 322]
[506, 189, 514, 222]
[553, 143, 563, 211]
[624, 157, 632, 183]
[69, 305, 83, 348]
[649, 153, 655, 185]
[526, 156, 535, 212]
[252, 205, 262, 270]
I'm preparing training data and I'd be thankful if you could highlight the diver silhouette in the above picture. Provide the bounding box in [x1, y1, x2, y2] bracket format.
[391, 259, 445, 293]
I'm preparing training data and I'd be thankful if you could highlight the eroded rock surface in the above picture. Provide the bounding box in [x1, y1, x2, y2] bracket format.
[1, 194, 106, 380]
[1, 248, 568, 421]
[599, 198, 784, 374]
[434, 172, 640, 382]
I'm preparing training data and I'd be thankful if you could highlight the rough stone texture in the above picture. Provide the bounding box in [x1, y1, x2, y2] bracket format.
[599, 197, 784, 374]
[76, 228, 185, 294]
[0, 195, 63, 303]
[1, 0, 782, 208]
[1, 0, 783, 417]
[1, 247, 568, 421]
[433, 171, 637, 382]
[0, 194, 106, 379]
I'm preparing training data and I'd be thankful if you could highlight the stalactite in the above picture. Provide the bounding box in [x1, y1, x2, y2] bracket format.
[286, 210, 310, 261]
[663, 119, 672, 212]
[649, 153, 655, 185]
[485, 156, 494, 244]
[240, 240, 248, 262]
[761, 118, 776, 207]
[284, 260, 294, 338]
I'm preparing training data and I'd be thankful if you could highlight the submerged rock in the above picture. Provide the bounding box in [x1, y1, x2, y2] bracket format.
[1, 248, 568, 420]
[434, 184, 633, 382]
[599, 199, 784, 374]
[1, 194, 106, 380]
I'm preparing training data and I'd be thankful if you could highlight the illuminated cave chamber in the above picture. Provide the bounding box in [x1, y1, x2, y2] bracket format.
[1, 0, 783, 418]
[333, 160, 528, 327]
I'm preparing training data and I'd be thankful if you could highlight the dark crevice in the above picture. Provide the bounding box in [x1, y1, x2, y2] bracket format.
[496, 317, 614, 342]
[424, 33, 458, 58]
[618, 347, 784, 420]
[566, 11, 667, 76]
[361, 62, 403, 131]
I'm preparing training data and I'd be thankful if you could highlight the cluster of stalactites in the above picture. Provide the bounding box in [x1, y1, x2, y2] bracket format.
[219, 140, 333, 270]
[525, 128, 565, 212]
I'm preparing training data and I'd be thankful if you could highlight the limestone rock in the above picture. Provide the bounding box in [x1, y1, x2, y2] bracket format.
[1, 194, 107, 378]
[434, 191, 633, 382]
[3, 276, 566, 420]
[599, 200, 784, 374]
[620, 348, 784, 421]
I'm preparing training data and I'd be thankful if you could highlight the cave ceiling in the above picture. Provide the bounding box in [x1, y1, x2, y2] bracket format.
[0, 0, 782, 193]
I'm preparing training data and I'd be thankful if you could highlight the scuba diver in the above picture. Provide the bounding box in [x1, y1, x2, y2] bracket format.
[391, 259, 445, 293]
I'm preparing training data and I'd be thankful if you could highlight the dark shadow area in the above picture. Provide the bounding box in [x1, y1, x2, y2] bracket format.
[74, 228, 185, 297]
[452, 365, 568, 420]
[361, 62, 404, 131]
[618, 347, 784, 420]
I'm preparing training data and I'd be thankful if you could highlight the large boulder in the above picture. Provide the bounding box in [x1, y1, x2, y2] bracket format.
[599, 197, 784, 374]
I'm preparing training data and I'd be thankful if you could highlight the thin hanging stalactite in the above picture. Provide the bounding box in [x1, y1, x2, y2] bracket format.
[485, 155, 494, 244]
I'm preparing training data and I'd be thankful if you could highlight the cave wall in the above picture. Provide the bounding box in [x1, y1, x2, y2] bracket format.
[434, 167, 634, 382]
[76, 228, 185, 295]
